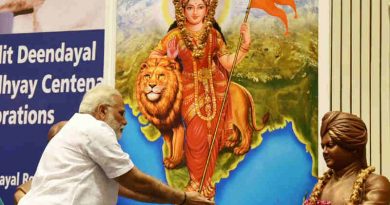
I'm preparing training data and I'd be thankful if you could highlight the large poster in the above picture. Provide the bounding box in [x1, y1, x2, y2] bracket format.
[0, 1, 105, 204]
[116, 0, 318, 204]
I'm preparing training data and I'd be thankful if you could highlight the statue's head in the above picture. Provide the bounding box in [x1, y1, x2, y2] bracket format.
[320, 111, 368, 170]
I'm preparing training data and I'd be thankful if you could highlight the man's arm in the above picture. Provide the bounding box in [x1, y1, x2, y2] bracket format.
[115, 167, 184, 204]
[13, 180, 32, 205]
[115, 167, 214, 205]
[118, 185, 161, 203]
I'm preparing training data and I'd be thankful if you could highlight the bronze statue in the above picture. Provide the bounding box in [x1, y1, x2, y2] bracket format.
[305, 111, 390, 205]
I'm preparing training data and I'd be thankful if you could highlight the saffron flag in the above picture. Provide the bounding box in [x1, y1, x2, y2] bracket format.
[250, 0, 298, 35]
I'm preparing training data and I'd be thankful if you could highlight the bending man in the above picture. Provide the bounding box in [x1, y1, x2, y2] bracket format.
[18, 84, 213, 205]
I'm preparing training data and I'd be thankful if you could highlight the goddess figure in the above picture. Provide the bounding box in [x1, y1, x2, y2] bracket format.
[149, 0, 251, 199]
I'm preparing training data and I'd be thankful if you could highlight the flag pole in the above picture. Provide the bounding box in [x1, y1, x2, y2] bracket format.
[199, 0, 253, 194]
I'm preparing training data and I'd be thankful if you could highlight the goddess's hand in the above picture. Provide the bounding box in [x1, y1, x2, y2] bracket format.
[240, 22, 250, 48]
[167, 37, 179, 59]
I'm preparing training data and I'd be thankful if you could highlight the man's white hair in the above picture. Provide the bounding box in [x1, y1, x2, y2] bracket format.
[79, 84, 121, 114]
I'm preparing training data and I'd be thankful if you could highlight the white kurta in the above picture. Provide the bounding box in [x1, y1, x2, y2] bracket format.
[19, 113, 134, 205]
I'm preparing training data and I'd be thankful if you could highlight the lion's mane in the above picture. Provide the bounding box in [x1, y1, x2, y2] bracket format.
[136, 58, 182, 130]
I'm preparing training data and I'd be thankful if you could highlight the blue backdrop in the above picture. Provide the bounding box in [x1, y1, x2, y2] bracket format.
[0, 30, 104, 205]
[118, 105, 316, 205]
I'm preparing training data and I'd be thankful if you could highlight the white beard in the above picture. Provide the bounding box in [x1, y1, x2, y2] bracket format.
[105, 112, 123, 140]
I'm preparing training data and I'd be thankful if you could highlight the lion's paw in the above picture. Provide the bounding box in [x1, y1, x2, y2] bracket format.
[224, 140, 238, 148]
[223, 130, 239, 148]
[233, 144, 250, 155]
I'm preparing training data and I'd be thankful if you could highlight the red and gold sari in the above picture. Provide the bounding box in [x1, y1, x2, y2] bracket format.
[153, 27, 233, 198]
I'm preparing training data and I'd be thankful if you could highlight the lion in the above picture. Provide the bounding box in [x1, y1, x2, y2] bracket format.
[136, 57, 184, 169]
[136, 57, 269, 169]
[226, 83, 269, 155]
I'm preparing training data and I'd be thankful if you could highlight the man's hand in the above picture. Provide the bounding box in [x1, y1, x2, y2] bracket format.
[184, 192, 215, 205]
[116, 168, 215, 204]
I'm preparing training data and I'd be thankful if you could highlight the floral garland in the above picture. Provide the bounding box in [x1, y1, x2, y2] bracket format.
[173, 0, 218, 58]
[305, 166, 375, 205]
[305, 169, 333, 204]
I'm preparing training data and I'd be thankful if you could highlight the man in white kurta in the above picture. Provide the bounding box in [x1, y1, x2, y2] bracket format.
[19, 113, 133, 205]
[18, 85, 214, 205]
